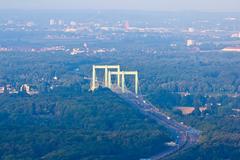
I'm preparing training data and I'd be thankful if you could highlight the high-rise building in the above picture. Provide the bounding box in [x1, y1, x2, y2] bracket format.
[58, 20, 64, 25]
[49, 19, 55, 25]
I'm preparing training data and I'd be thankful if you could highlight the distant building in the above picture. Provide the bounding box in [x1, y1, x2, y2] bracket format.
[70, 48, 85, 55]
[0, 86, 4, 94]
[199, 107, 208, 113]
[58, 20, 64, 25]
[49, 19, 55, 25]
[188, 27, 195, 33]
[83, 42, 88, 49]
[165, 141, 177, 147]
[176, 106, 208, 115]
[27, 90, 39, 96]
[170, 43, 177, 48]
[53, 76, 58, 80]
[83, 42, 89, 52]
[64, 27, 77, 32]
[186, 39, 195, 46]
[20, 84, 38, 95]
[222, 47, 240, 52]
[178, 92, 191, 97]
[225, 17, 237, 21]
[26, 21, 34, 27]
[9, 88, 18, 94]
[20, 84, 30, 93]
[231, 32, 240, 38]
[0, 47, 9, 52]
[6, 85, 18, 94]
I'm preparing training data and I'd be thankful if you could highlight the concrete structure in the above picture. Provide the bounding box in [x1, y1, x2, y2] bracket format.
[91, 65, 120, 91]
[108, 71, 139, 95]
[91, 65, 139, 95]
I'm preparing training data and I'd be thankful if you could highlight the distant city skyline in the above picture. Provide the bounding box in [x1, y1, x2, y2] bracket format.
[0, 0, 240, 12]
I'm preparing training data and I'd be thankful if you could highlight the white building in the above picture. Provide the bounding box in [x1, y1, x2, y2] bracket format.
[186, 39, 195, 46]
[58, 20, 64, 25]
[0, 87, 4, 94]
[64, 27, 77, 32]
[49, 19, 55, 25]
[188, 27, 195, 33]
[20, 84, 38, 95]
[231, 32, 240, 38]
[20, 84, 30, 93]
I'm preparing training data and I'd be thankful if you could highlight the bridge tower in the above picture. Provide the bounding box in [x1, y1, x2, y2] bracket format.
[108, 71, 139, 95]
[91, 65, 120, 91]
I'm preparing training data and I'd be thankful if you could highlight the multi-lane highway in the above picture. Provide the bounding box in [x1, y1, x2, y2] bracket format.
[111, 86, 200, 160]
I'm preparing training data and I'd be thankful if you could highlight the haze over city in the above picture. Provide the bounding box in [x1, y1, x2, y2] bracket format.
[0, 0, 240, 11]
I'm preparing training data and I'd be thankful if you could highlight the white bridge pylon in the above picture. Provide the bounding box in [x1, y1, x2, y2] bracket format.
[91, 65, 139, 95]
[108, 71, 138, 95]
[91, 65, 121, 91]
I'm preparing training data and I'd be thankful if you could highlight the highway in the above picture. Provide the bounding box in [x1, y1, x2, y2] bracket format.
[111, 86, 200, 160]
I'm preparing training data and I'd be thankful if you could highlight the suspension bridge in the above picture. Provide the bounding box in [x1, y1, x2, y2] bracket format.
[90, 65, 200, 160]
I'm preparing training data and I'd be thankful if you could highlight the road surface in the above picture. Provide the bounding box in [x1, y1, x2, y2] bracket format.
[111, 86, 200, 160]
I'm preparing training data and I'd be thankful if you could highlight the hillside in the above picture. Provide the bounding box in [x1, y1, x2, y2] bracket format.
[0, 86, 172, 160]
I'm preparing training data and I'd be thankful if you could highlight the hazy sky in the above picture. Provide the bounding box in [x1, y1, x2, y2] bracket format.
[0, 0, 239, 11]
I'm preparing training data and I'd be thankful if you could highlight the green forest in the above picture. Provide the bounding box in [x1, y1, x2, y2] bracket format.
[0, 48, 240, 160]
[0, 86, 172, 160]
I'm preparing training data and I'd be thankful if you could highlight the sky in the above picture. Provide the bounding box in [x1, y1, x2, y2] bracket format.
[0, 0, 239, 12]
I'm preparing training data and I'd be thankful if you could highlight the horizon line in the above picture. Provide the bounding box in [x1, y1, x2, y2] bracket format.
[0, 8, 240, 13]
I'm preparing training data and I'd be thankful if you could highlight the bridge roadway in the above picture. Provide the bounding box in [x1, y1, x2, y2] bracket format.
[110, 86, 200, 160]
